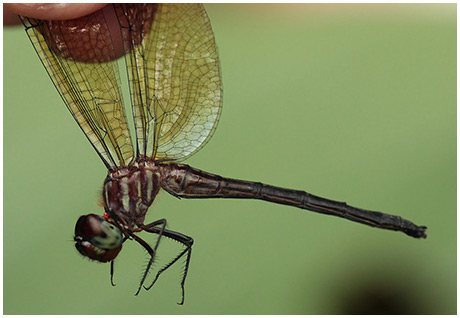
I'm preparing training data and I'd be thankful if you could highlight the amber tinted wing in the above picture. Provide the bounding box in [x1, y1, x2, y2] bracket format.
[21, 11, 134, 169]
[115, 4, 222, 161]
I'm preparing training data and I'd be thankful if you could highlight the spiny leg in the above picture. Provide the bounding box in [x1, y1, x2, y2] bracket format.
[110, 261, 116, 286]
[131, 218, 167, 296]
[109, 235, 129, 287]
[142, 225, 194, 305]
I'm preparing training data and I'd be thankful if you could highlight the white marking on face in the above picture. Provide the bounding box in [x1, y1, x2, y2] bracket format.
[90, 220, 122, 250]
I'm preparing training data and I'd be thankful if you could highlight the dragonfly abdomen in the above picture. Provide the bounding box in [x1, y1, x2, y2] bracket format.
[160, 163, 426, 238]
[103, 160, 161, 227]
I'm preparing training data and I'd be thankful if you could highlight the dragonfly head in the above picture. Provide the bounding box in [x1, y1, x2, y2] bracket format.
[74, 214, 123, 263]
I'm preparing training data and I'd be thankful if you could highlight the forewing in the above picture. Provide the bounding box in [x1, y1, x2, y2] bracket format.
[21, 10, 134, 169]
[115, 4, 222, 162]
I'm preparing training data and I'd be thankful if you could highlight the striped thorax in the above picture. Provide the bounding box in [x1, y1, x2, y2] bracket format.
[103, 158, 161, 229]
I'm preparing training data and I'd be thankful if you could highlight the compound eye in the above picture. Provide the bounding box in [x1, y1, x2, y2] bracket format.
[74, 214, 123, 262]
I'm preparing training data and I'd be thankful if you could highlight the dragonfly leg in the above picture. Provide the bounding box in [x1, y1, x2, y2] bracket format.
[141, 225, 194, 305]
[110, 261, 116, 286]
[109, 235, 129, 287]
[130, 219, 167, 296]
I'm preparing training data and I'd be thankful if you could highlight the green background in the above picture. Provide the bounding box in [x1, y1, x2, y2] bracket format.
[3, 4, 456, 314]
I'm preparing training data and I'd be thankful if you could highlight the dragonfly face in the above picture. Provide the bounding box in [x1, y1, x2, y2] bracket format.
[74, 214, 123, 263]
[20, 3, 426, 306]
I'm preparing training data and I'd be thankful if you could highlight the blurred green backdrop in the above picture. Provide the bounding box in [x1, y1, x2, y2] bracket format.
[3, 3, 456, 315]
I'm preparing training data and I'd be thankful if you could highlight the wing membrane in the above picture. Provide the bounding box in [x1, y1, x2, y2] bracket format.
[115, 4, 222, 162]
[21, 11, 134, 169]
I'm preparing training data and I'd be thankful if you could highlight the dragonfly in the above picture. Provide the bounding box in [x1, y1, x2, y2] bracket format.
[20, 3, 427, 305]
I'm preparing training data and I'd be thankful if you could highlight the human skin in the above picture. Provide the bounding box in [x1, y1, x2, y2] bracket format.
[4, 3, 107, 21]
[3, 3, 124, 56]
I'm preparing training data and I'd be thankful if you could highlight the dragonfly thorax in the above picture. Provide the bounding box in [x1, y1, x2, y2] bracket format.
[103, 158, 162, 229]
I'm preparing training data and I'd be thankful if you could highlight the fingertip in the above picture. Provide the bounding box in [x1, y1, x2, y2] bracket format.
[3, 8, 21, 25]
[4, 3, 107, 21]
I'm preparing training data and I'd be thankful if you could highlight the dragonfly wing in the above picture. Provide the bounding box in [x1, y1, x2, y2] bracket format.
[21, 11, 134, 169]
[115, 4, 223, 162]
